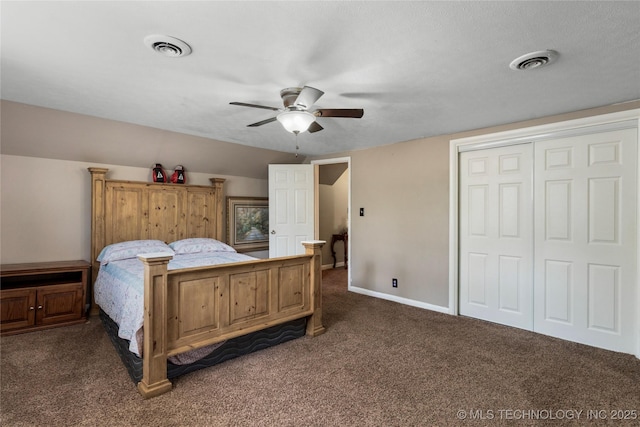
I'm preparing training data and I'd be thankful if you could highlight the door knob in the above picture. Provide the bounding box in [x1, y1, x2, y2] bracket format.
[271, 230, 276, 234]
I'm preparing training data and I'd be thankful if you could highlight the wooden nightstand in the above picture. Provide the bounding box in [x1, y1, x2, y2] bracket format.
[0, 260, 90, 335]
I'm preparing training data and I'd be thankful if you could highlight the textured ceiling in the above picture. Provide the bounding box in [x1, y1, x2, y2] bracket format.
[2, 1, 639, 156]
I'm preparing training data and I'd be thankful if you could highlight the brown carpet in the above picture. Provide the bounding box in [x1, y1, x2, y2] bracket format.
[1, 268, 639, 426]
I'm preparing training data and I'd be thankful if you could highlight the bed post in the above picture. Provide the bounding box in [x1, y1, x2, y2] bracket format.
[303, 240, 326, 337]
[137, 253, 174, 398]
[88, 167, 108, 315]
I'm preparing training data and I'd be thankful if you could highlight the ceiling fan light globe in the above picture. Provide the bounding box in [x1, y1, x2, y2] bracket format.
[277, 110, 316, 134]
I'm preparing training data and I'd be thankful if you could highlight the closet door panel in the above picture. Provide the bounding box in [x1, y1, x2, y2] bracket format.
[459, 144, 534, 330]
[534, 128, 637, 353]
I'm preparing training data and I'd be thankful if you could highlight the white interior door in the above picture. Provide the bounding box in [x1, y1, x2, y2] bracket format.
[268, 164, 315, 257]
[459, 144, 534, 330]
[533, 128, 638, 353]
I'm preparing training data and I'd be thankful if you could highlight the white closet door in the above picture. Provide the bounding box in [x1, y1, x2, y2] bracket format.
[459, 144, 534, 330]
[534, 128, 637, 353]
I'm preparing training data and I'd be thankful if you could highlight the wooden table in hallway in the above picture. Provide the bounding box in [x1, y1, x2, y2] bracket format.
[330, 232, 348, 269]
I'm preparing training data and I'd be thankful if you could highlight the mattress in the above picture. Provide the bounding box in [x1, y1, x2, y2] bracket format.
[94, 251, 256, 357]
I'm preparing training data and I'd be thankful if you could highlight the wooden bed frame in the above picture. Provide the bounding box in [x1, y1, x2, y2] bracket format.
[88, 168, 325, 398]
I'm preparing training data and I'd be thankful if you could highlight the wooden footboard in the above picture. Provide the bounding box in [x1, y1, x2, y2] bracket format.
[136, 241, 325, 398]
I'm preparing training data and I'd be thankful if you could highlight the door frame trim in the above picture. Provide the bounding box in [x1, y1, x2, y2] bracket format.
[448, 108, 640, 358]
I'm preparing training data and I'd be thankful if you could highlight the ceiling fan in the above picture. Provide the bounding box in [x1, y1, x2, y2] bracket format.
[230, 86, 364, 134]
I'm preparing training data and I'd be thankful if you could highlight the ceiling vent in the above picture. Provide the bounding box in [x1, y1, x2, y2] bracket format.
[144, 35, 192, 57]
[509, 50, 558, 71]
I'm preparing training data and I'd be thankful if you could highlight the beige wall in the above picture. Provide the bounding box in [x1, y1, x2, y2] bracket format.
[349, 135, 451, 306]
[311, 100, 640, 309]
[0, 101, 282, 264]
[0, 100, 300, 180]
[0, 155, 268, 264]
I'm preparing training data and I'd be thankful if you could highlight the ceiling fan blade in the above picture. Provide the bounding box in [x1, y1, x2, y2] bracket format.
[308, 121, 324, 133]
[315, 108, 364, 118]
[294, 86, 324, 109]
[247, 117, 278, 127]
[230, 102, 280, 111]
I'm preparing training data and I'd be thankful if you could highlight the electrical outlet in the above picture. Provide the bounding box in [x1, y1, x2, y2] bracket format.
[392, 278, 398, 288]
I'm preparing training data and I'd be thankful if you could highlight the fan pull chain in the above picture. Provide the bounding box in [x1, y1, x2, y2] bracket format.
[294, 132, 299, 157]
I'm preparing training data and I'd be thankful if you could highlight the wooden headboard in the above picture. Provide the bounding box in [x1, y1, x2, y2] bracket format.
[88, 168, 226, 296]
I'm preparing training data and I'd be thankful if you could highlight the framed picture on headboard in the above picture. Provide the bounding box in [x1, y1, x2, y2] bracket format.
[226, 197, 269, 252]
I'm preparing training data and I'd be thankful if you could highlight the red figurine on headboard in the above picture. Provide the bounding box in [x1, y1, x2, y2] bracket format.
[171, 165, 186, 184]
[152, 163, 166, 183]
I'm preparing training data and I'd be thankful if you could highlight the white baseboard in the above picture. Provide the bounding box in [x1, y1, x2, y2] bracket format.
[322, 262, 345, 270]
[321, 267, 450, 314]
[347, 285, 450, 314]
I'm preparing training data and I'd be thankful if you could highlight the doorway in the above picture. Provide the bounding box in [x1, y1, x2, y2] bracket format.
[312, 158, 351, 280]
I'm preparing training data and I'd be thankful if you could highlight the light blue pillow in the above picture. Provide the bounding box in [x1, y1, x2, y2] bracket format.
[97, 240, 174, 263]
[169, 238, 236, 255]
